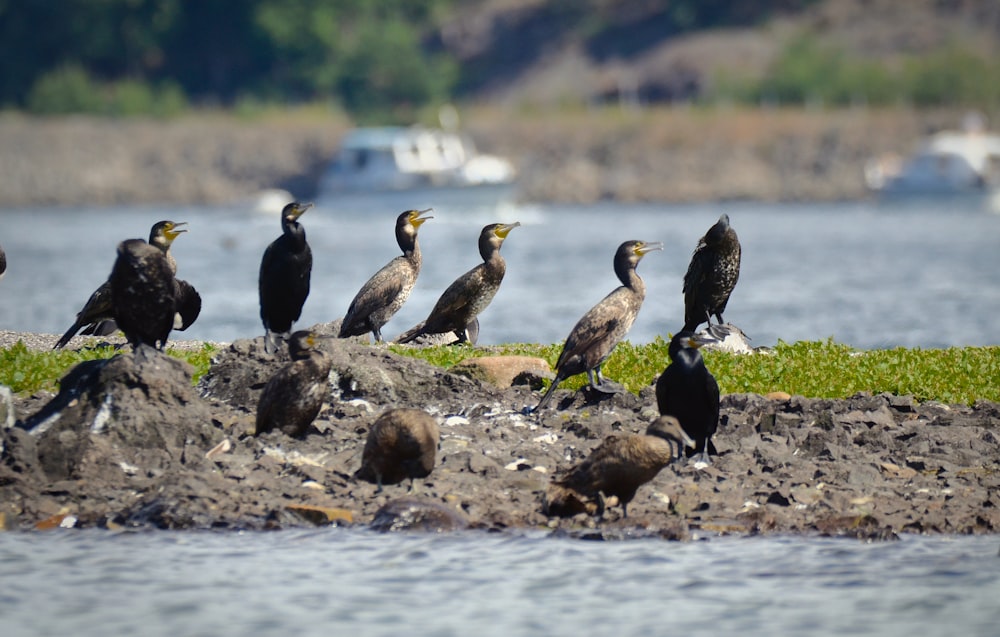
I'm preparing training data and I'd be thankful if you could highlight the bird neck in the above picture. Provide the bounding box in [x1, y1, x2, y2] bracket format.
[283, 220, 307, 249]
[615, 259, 644, 295]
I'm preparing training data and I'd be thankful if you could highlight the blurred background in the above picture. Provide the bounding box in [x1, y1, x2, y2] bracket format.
[1, 0, 999, 207]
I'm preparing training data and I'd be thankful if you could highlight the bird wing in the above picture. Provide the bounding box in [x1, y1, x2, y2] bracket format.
[343, 262, 406, 328]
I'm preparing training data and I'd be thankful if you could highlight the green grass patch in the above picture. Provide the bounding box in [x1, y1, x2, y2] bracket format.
[0, 340, 217, 395]
[391, 339, 1000, 405]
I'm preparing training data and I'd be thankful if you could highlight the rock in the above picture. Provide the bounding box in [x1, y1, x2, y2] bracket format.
[450, 356, 552, 388]
[369, 498, 469, 532]
[286, 504, 354, 526]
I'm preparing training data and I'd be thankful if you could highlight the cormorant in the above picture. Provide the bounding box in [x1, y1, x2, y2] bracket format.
[683, 213, 741, 332]
[339, 209, 432, 342]
[109, 238, 176, 351]
[655, 331, 721, 465]
[259, 201, 313, 354]
[395, 222, 520, 345]
[254, 330, 332, 437]
[355, 408, 440, 492]
[55, 220, 188, 349]
[545, 415, 694, 518]
[534, 240, 662, 411]
[0, 243, 6, 280]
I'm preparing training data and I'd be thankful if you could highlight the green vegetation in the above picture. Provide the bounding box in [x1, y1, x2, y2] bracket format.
[719, 37, 1000, 109]
[2, 339, 995, 405]
[391, 339, 1000, 405]
[3, 1, 996, 120]
[0, 341, 216, 395]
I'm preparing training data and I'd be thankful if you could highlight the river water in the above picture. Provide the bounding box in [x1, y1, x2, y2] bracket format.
[1, 198, 999, 348]
[1, 529, 999, 637]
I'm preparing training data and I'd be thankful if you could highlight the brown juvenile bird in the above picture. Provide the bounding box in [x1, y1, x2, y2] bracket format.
[683, 213, 741, 332]
[544, 415, 694, 519]
[254, 330, 332, 437]
[339, 209, 432, 342]
[355, 408, 440, 492]
[395, 222, 519, 345]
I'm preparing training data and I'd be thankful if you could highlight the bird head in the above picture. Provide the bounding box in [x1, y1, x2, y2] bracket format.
[646, 415, 696, 451]
[406, 208, 434, 229]
[149, 221, 188, 249]
[282, 202, 314, 223]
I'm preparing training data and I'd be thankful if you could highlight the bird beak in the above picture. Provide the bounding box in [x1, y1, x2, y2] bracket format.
[679, 429, 696, 449]
[495, 222, 520, 238]
[287, 202, 314, 221]
[410, 208, 434, 227]
[165, 222, 188, 241]
[636, 241, 663, 256]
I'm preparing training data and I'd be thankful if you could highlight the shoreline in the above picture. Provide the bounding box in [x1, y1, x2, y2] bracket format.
[2, 327, 998, 537]
[0, 107, 970, 208]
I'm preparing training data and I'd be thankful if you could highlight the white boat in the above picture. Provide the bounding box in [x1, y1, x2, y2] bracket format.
[317, 126, 517, 213]
[865, 115, 1000, 210]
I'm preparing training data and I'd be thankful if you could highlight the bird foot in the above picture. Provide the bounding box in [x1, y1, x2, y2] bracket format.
[691, 452, 712, 470]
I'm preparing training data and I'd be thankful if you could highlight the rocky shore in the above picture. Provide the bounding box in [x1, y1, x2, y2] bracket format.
[0, 108, 969, 207]
[2, 327, 998, 539]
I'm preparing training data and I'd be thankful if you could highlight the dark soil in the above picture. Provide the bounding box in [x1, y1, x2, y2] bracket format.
[2, 327, 999, 539]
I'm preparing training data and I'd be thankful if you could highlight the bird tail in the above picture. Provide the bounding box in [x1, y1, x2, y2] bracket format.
[394, 321, 426, 344]
[53, 321, 85, 350]
[532, 374, 563, 412]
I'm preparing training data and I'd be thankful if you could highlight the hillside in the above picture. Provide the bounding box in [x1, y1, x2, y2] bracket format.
[438, 0, 1000, 107]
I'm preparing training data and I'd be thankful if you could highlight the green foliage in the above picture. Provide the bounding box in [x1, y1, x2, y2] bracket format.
[26, 65, 106, 115]
[0, 341, 215, 395]
[391, 339, 1000, 405]
[736, 36, 1000, 109]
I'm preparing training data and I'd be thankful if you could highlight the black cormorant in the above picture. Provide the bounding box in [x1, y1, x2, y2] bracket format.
[339, 209, 432, 342]
[545, 415, 694, 518]
[254, 330, 332, 437]
[54, 220, 188, 349]
[534, 240, 662, 411]
[683, 213, 741, 332]
[655, 330, 720, 465]
[355, 408, 440, 492]
[259, 201, 313, 354]
[395, 222, 519, 345]
[109, 238, 176, 351]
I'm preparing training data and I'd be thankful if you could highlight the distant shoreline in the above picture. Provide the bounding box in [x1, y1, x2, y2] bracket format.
[0, 107, 972, 208]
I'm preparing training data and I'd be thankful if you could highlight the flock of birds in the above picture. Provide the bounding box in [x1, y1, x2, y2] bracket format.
[25, 202, 742, 518]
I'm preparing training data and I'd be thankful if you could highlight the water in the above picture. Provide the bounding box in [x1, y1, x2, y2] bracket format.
[1, 530, 998, 637]
[1, 199, 999, 349]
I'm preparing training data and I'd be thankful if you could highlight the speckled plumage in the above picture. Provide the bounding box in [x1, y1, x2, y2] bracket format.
[534, 240, 662, 411]
[395, 222, 519, 345]
[683, 213, 741, 332]
[545, 415, 693, 518]
[109, 238, 176, 350]
[355, 408, 440, 491]
[340, 209, 431, 342]
[55, 221, 189, 349]
[254, 330, 332, 437]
